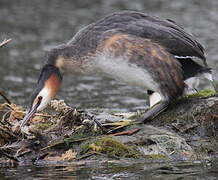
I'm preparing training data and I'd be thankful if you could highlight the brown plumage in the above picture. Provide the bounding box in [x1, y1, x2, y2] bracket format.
[20, 11, 212, 127]
[45, 73, 62, 98]
[97, 33, 185, 100]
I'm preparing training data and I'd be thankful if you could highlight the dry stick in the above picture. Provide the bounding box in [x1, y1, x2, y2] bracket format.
[109, 128, 141, 136]
[4, 103, 54, 118]
[93, 119, 108, 134]
[0, 91, 12, 104]
[212, 114, 218, 118]
[0, 126, 17, 138]
[76, 151, 108, 160]
[40, 137, 90, 151]
[2, 111, 13, 127]
[33, 152, 49, 162]
[0, 39, 12, 48]
[10, 110, 54, 118]
[0, 149, 19, 162]
[0, 39, 12, 104]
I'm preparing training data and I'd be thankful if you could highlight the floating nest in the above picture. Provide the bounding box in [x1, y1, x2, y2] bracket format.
[0, 39, 217, 166]
[0, 90, 142, 166]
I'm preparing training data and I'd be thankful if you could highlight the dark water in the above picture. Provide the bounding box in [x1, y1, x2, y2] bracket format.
[0, 0, 218, 179]
[0, 160, 217, 180]
[0, 0, 218, 111]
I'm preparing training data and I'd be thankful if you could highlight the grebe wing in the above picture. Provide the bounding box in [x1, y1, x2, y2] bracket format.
[106, 11, 205, 62]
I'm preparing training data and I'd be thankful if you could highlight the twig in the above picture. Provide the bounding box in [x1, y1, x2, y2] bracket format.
[2, 111, 13, 126]
[93, 119, 108, 134]
[0, 126, 17, 138]
[0, 39, 12, 48]
[2, 103, 54, 118]
[211, 114, 218, 118]
[34, 113, 54, 117]
[0, 141, 21, 150]
[33, 152, 49, 162]
[0, 91, 12, 104]
[76, 151, 107, 160]
[0, 149, 19, 162]
[15, 149, 32, 158]
[40, 137, 90, 151]
[109, 128, 141, 136]
[14, 110, 54, 118]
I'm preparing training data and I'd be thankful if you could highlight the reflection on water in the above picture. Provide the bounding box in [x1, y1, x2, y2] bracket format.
[0, 160, 217, 180]
[0, 0, 217, 111]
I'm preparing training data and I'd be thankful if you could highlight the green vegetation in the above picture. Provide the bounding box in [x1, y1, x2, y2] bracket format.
[184, 89, 216, 99]
[34, 121, 54, 131]
[144, 154, 167, 160]
[80, 136, 140, 158]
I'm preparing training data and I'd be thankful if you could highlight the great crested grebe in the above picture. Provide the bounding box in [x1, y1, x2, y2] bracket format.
[20, 11, 212, 127]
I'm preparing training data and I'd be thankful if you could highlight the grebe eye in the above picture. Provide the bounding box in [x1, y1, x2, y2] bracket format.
[37, 96, 43, 105]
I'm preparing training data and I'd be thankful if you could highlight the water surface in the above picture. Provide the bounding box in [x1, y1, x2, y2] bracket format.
[0, 0, 217, 111]
[0, 159, 218, 180]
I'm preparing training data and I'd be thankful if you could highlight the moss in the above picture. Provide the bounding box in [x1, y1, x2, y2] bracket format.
[69, 131, 90, 140]
[34, 121, 54, 131]
[169, 89, 217, 110]
[184, 89, 216, 99]
[110, 109, 122, 113]
[144, 154, 167, 160]
[63, 135, 89, 147]
[80, 136, 140, 158]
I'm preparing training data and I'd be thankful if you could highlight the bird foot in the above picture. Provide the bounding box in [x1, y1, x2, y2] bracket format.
[142, 101, 169, 123]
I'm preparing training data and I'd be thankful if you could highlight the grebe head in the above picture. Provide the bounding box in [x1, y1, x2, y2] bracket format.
[20, 64, 62, 127]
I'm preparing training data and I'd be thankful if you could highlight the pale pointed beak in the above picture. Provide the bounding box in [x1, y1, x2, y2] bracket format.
[20, 96, 42, 128]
